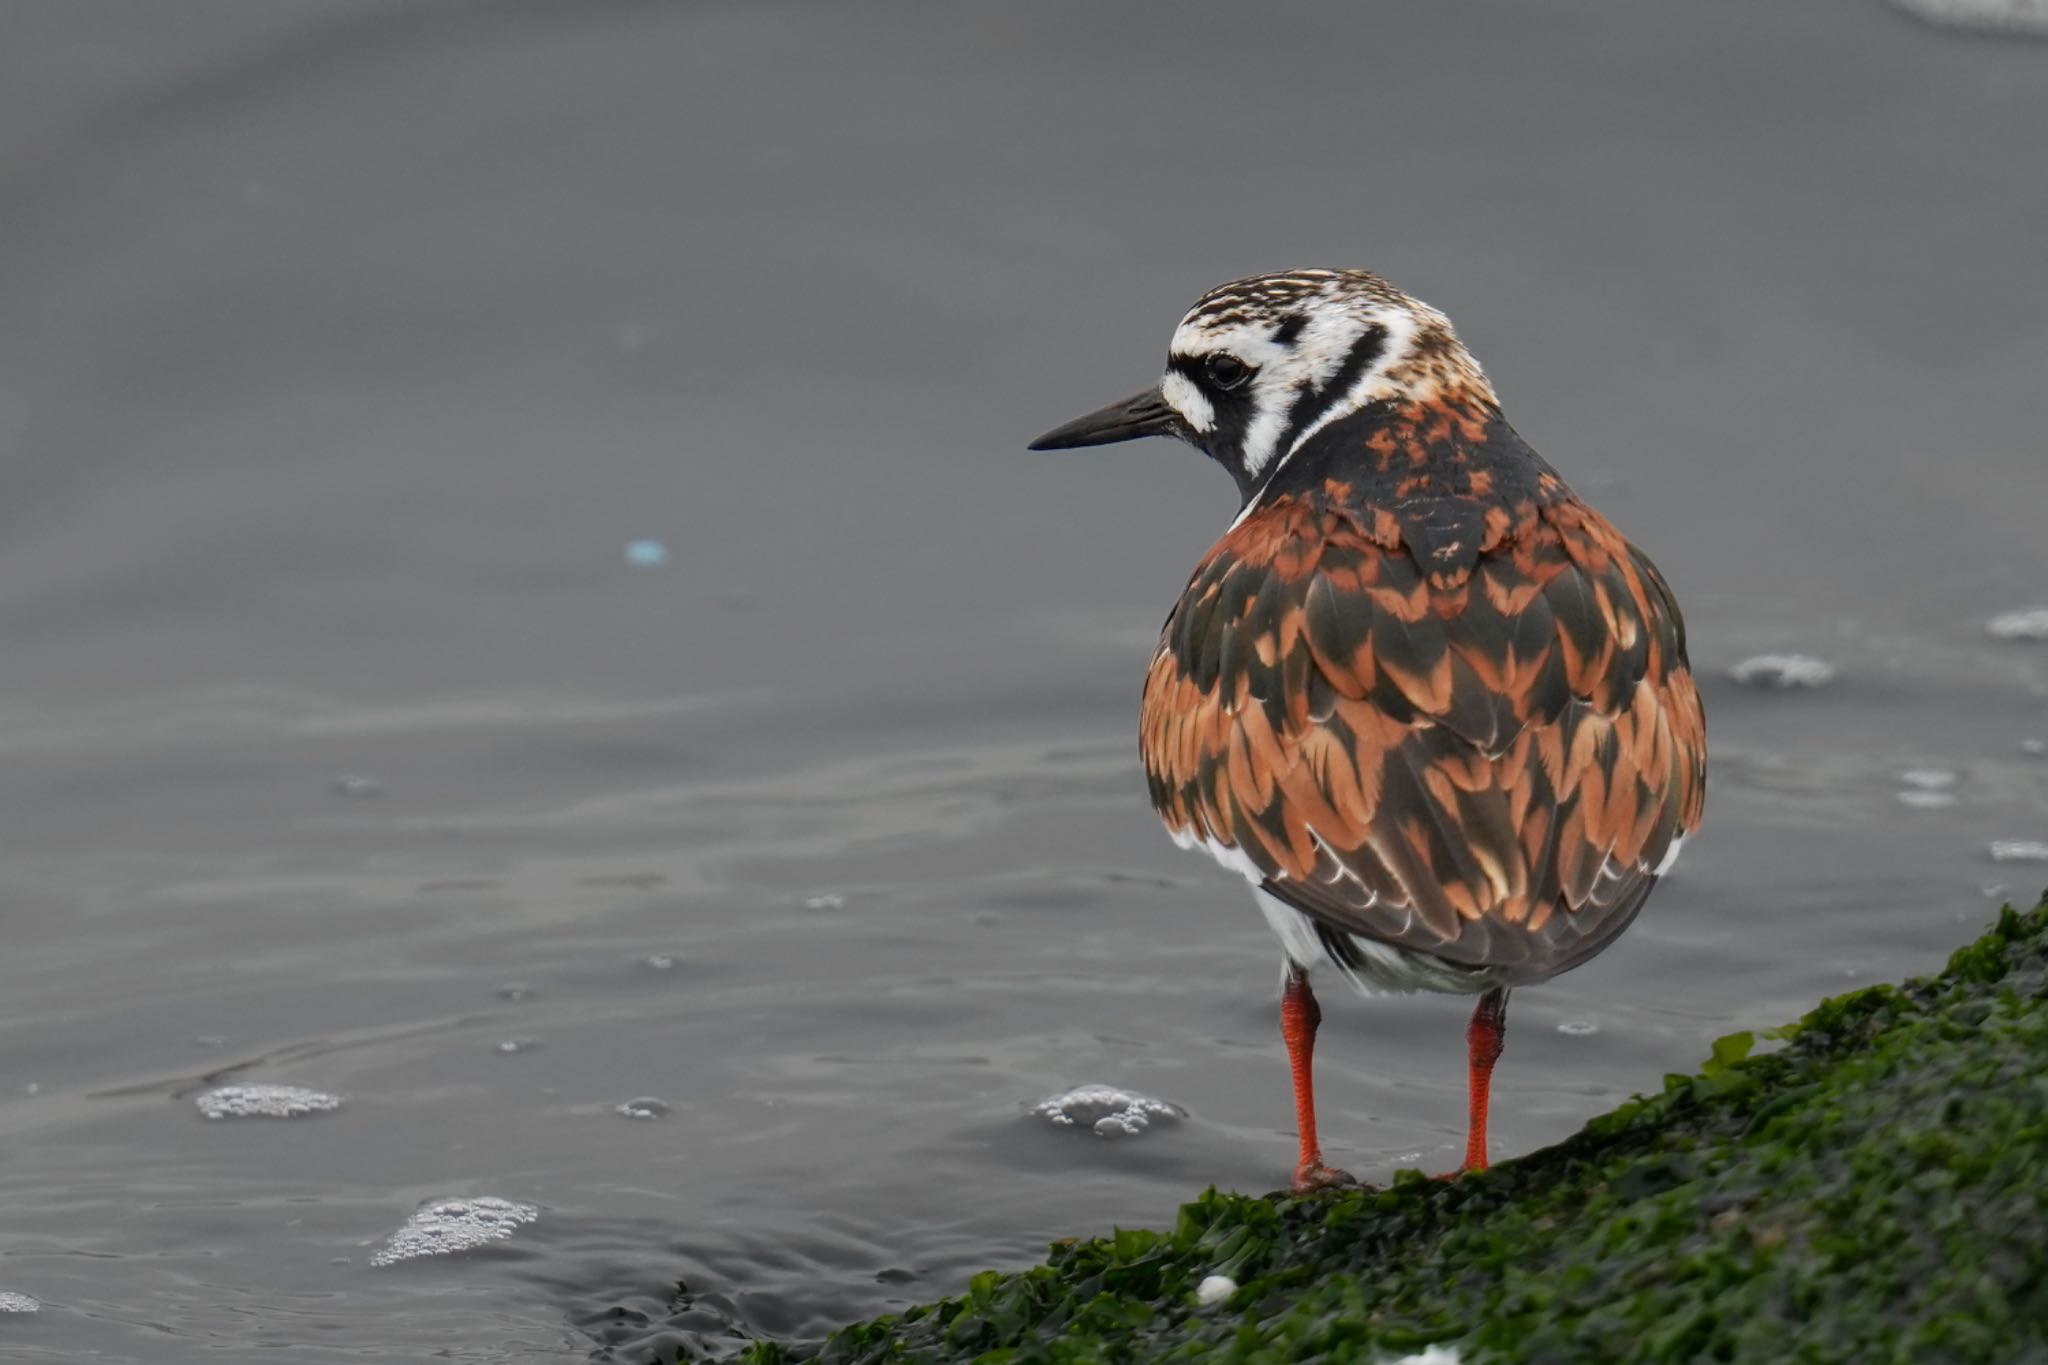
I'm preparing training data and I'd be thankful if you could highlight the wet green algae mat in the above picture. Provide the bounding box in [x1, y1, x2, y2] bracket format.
[743, 893, 2048, 1364]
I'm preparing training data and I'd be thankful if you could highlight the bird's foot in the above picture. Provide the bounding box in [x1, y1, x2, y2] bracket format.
[1290, 1159, 1358, 1195]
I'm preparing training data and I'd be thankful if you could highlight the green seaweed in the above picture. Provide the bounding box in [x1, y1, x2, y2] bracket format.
[738, 892, 2048, 1364]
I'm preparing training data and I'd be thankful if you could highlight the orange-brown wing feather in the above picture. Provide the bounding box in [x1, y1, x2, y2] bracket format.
[1140, 492, 1705, 982]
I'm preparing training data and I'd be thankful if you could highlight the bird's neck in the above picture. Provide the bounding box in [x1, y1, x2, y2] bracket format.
[1246, 390, 1576, 586]
[1255, 390, 1563, 511]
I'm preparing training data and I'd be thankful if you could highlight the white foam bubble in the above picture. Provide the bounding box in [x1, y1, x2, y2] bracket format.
[0, 1292, 39, 1313]
[1385, 1348, 1464, 1365]
[1729, 654, 1836, 689]
[1897, 790, 1957, 810]
[1989, 840, 2048, 864]
[1195, 1273, 1236, 1306]
[615, 1096, 671, 1120]
[1556, 1020, 1600, 1037]
[1030, 1084, 1185, 1138]
[493, 1037, 540, 1055]
[1988, 607, 2048, 639]
[369, 1196, 538, 1267]
[1886, 0, 2048, 33]
[195, 1083, 343, 1120]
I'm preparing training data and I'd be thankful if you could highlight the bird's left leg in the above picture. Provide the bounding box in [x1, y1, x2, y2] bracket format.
[1461, 986, 1510, 1172]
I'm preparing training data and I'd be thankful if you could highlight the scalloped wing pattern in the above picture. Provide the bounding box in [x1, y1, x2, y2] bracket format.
[1140, 490, 1705, 985]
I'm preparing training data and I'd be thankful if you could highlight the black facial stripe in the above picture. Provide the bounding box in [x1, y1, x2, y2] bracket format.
[1168, 353, 1256, 396]
[1165, 355, 1207, 385]
[1273, 323, 1387, 464]
[1166, 354, 1253, 461]
[1269, 314, 1306, 347]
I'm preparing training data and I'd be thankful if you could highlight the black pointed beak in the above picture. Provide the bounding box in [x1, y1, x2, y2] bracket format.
[1027, 387, 1179, 451]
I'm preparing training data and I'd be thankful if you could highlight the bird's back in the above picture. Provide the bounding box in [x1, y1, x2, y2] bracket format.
[1139, 398, 1706, 986]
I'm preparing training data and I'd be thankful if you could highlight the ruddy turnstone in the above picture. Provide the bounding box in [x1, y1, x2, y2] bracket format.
[1031, 269, 1706, 1193]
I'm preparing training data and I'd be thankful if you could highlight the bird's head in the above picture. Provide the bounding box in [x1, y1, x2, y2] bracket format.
[1029, 269, 1497, 500]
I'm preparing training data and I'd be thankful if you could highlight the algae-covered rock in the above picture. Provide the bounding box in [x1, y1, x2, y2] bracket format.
[733, 892, 2048, 1364]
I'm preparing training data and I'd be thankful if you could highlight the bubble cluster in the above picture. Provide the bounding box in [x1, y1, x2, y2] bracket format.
[493, 1037, 540, 1055]
[369, 1196, 538, 1267]
[0, 1292, 39, 1313]
[1728, 654, 1836, 689]
[1556, 1020, 1600, 1037]
[194, 1084, 343, 1120]
[803, 893, 847, 911]
[1030, 1084, 1186, 1138]
[615, 1096, 671, 1120]
[1989, 840, 2048, 864]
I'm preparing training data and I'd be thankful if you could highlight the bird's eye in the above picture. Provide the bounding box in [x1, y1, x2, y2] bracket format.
[1205, 354, 1252, 391]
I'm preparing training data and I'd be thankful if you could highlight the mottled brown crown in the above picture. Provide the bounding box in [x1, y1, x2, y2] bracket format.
[1177, 268, 1495, 406]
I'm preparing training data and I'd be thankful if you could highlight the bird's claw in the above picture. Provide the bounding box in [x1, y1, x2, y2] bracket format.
[1290, 1160, 1358, 1195]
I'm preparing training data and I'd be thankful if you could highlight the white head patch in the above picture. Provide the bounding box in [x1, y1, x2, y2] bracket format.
[1158, 369, 1214, 434]
[1156, 273, 1426, 486]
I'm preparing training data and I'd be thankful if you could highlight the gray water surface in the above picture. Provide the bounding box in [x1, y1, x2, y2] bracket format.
[2, 2, 2046, 1360]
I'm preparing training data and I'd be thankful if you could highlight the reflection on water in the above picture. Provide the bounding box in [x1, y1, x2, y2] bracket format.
[1, 1, 2045, 1360]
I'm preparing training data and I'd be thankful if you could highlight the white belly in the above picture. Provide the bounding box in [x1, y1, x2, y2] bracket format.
[1169, 827, 1498, 996]
[1254, 888, 1499, 996]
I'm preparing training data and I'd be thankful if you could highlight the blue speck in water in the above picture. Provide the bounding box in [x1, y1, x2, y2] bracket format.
[624, 539, 670, 568]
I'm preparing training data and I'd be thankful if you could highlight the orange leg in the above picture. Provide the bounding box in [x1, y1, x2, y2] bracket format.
[1461, 987, 1510, 1172]
[1281, 965, 1353, 1194]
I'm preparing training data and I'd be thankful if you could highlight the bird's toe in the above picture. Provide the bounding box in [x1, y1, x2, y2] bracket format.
[1290, 1160, 1359, 1195]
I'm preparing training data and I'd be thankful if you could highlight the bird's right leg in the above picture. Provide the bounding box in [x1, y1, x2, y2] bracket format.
[1460, 986, 1510, 1172]
[1281, 962, 1353, 1194]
